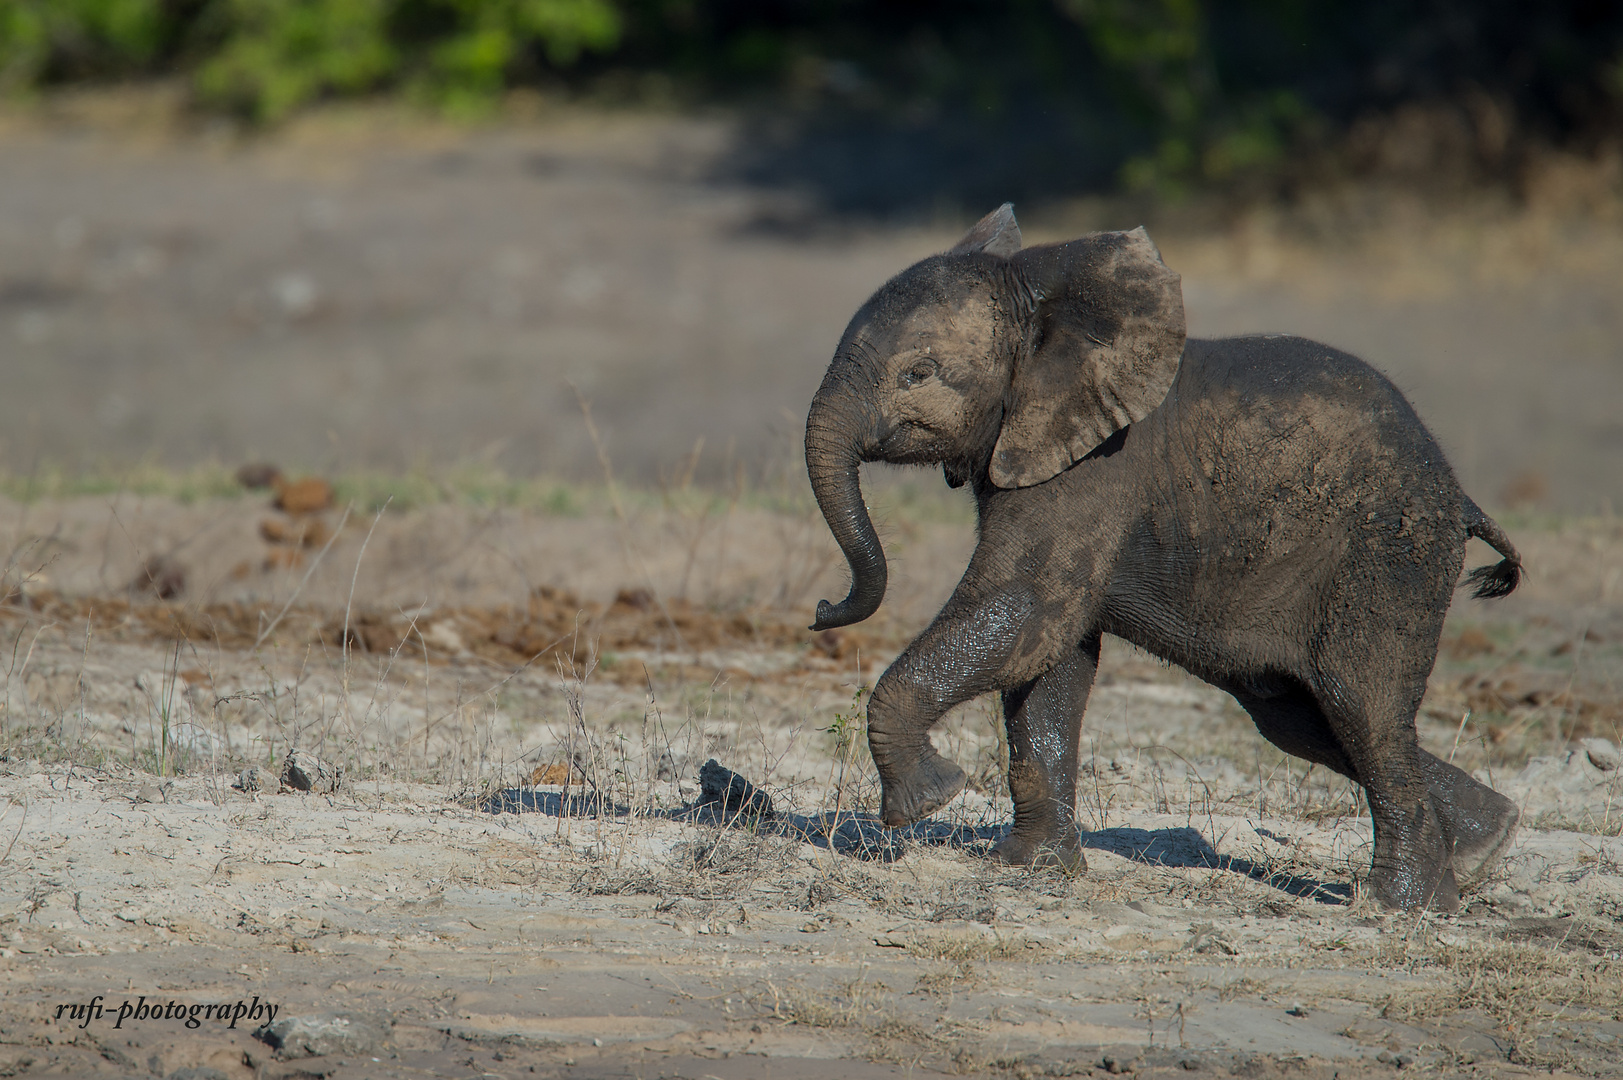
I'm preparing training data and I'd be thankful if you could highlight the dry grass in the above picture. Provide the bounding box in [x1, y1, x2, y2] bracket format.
[1374, 937, 1623, 1067]
[754, 971, 952, 1063]
[1528, 804, 1623, 839]
[900, 929, 1054, 963]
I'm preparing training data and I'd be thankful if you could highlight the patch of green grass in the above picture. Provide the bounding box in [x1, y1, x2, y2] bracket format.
[0, 462, 243, 503]
[0, 460, 978, 528]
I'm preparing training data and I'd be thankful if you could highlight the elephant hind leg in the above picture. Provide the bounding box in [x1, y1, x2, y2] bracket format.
[1416, 754, 1519, 889]
[1234, 679, 1518, 896]
[1229, 679, 1357, 778]
[1312, 678, 1458, 912]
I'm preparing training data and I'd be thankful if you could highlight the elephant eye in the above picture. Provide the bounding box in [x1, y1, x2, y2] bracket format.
[901, 357, 938, 387]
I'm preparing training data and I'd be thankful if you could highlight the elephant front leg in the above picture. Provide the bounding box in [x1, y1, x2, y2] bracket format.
[867, 588, 1044, 829]
[991, 634, 1099, 871]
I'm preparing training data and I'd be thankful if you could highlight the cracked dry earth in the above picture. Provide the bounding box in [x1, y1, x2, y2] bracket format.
[0, 499, 1621, 1079]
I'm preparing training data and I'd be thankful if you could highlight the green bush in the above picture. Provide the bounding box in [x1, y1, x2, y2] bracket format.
[0, 0, 620, 119]
[411, 0, 622, 116]
[0, 0, 170, 87]
[0, 1, 1617, 201]
[193, 0, 398, 121]
[194, 0, 621, 120]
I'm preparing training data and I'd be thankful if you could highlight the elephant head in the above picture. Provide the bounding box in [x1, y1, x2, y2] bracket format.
[805, 205, 1186, 630]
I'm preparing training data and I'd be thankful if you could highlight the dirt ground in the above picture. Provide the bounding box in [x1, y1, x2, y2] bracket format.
[1, 94, 1622, 1079]
[1, 487, 1621, 1079]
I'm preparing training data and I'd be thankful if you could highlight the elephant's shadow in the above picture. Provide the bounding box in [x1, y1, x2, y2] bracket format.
[479, 789, 1353, 905]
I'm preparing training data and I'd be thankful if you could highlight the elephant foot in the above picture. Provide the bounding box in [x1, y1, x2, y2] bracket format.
[992, 759, 1085, 870]
[878, 751, 966, 828]
[1421, 755, 1520, 889]
[990, 826, 1086, 872]
[1449, 795, 1519, 890]
[1369, 861, 1460, 914]
[1366, 798, 1461, 913]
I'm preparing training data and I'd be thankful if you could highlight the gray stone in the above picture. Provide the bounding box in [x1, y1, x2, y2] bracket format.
[256, 1012, 388, 1058]
[1580, 737, 1621, 772]
[697, 759, 773, 820]
[280, 748, 343, 794]
[1102, 1050, 1139, 1074]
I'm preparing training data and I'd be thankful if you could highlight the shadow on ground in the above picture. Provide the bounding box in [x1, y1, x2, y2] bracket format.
[478, 789, 1352, 904]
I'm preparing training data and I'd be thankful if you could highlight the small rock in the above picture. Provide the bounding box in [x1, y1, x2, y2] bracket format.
[235, 766, 267, 793]
[272, 476, 335, 515]
[611, 587, 654, 611]
[280, 749, 343, 794]
[167, 1068, 231, 1080]
[1580, 738, 1621, 772]
[131, 556, 185, 600]
[256, 1012, 388, 1058]
[698, 759, 774, 821]
[236, 463, 283, 490]
[424, 621, 465, 653]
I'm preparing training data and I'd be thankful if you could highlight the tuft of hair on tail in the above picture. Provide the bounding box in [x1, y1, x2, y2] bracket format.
[1464, 559, 1520, 599]
[1462, 499, 1522, 600]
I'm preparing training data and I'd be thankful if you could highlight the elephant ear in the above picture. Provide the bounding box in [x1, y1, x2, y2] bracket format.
[990, 227, 1184, 489]
[948, 203, 1022, 257]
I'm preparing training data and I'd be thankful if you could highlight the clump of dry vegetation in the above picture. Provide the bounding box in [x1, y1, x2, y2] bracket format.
[1374, 935, 1623, 1068]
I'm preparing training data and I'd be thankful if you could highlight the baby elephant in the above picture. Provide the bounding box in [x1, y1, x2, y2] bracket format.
[805, 204, 1521, 912]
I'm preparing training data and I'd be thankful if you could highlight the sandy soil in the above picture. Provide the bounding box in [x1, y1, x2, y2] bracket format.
[1, 494, 1620, 1079]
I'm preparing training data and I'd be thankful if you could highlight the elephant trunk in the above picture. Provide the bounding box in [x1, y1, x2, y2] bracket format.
[805, 390, 887, 631]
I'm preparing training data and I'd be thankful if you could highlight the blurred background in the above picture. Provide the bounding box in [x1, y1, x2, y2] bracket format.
[1, 0, 1621, 511]
[0, 0, 1619, 817]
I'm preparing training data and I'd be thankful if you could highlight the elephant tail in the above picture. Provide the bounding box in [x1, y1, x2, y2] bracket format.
[1462, 499, 1522, 600]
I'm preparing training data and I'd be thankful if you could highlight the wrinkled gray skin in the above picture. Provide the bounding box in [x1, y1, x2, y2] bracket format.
[805, 205, 1523, 913]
